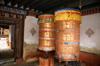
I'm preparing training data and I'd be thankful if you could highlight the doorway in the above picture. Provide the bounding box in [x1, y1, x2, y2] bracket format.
[0, 15, 24, 63]
[0, 24, 15, 65]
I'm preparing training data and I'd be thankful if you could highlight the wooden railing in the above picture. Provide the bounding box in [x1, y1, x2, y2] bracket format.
[81, 7, 100, 16]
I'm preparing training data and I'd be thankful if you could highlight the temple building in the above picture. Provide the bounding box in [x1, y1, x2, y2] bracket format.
[0, 0, 100, 66]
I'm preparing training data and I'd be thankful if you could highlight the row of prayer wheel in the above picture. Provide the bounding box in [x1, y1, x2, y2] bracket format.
[38, 8, 82, 61]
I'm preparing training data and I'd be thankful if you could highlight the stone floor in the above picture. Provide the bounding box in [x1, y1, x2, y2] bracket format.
[0, 59, 86, 66]
[0, 39, 14, 65]
[0, 39, 86, 66]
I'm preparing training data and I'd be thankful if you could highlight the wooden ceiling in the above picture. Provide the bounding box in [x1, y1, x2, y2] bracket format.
[2, 0, 100, 13]
[0, 0, 100, 28]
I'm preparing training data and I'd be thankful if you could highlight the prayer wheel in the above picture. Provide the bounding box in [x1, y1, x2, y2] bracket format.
[55, 8, 82, 61]
[38, 14, 55, 51]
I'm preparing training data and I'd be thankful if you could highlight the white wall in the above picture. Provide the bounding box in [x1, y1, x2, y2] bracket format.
[80, 13, 100, 54]
[23, 16, 39, 61]
[24, 16, 39, 44]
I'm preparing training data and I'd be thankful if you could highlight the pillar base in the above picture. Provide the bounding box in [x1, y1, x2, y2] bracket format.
[39, 57, 54, 66]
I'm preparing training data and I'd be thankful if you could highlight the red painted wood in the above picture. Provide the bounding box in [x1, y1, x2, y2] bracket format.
[80, 52, 100, 66]
[39, 57, 54, 66]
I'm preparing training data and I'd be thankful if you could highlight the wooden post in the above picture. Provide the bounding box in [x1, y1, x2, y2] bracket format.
[39, 57, 54, 66]
[1, 28, 2, 35]
[59, 60, 61, 66]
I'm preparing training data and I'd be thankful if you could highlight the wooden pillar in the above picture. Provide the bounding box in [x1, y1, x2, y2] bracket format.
[1, 28, 2, 35]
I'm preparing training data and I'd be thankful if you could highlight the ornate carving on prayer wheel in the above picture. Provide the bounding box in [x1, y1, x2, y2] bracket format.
[38, 14, 55, 51]
[55, 9, 82, 61]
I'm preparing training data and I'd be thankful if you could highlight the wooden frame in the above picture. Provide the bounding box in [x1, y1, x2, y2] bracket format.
[0, 11, 25, 62]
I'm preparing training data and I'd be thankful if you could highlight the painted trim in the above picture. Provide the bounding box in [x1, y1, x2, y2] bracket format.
[0, 11, 26, 62]
[80, 51, 100, 56]
[0, 4, 28, 15]
[81, 7, 100, 16]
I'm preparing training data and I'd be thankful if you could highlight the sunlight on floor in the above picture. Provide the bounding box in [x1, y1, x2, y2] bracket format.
[0, 38, 14, 65]
[0, 38, 10, 51]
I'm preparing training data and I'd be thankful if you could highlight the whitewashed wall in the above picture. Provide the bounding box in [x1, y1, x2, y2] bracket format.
[80, 13, 100, 55]
[24, 16, 39, 44]
[23, 16, 39, 61]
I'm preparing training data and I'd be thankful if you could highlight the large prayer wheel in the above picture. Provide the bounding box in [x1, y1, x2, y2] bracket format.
[38, 14, 55, 51]
[55, 8, 82, 61]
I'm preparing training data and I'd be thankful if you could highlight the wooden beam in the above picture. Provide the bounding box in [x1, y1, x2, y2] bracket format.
[11, 0, 20, 6]
[18, 0, 30, 7]
[29, 0, 50, 9]
[24, 0, 40, 8]
[42, 0, 79, 12]
[4, 0, 11, 5]
[36, 0, 60, 10]
[1, 28, 2, 35]
[40, 0, 78, 11]
[81, 1, 100, 10]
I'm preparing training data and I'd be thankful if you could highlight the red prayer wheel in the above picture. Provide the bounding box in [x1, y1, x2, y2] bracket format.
[38, 14, 55, 51]
[55, 9, 82, 61]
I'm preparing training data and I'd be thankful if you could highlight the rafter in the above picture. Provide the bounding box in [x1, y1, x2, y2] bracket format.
[24, 0, 40, 8]
[11, 0, 20, 6]
[41, 0, 78, 11]
[18, 0, 30, 7]
[36, 0, 60, 10]
[29, 0, 50, 9]
[4, 0, 11, 5]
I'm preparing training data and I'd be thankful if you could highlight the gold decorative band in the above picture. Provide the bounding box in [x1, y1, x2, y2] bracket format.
[39, 39, 55, 46]
[56, 44, 79, 53]
[56, 33, 80, 41]
[39, 22, 55, 28]
[55, 20, 80, 29]
[39, 15, 54, 18]
[38, 17, 54, 23]
[39, 31, 55, 38]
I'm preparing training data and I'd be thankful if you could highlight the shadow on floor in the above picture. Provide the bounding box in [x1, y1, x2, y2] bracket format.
[1, 59, 83, 66]
[0, 40, 14, 66]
